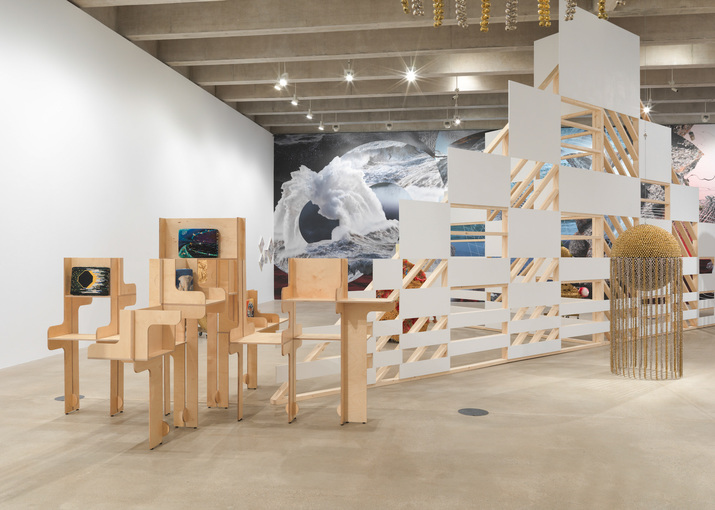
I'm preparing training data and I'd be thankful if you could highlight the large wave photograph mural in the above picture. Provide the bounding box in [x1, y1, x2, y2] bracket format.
[273, 130, 486, 296]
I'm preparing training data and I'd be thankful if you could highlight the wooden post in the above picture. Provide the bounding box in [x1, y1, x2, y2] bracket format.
[109, 360, 124, 416]
[134, 357, 170, 450]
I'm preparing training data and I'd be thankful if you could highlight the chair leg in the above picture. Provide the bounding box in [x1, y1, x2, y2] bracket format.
[135, 358, 170, 450]
[110, 360, 124, 416]
[237, 344, 244, 421]
[287, 342, 298, 423]
[172, 343, 186, 427]
[163, 353, 171, 416]
[246, 344, 258, 389]
[61, 341, 80, 414]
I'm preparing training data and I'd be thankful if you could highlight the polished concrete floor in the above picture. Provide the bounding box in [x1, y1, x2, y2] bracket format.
[2, 303, 715, 509]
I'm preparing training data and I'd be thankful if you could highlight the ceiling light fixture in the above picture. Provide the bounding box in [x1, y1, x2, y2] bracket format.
[669, 69, 678, 93]
[318, 115, 325, 131]
[703, 103, 710, 123]
[333, 113, 340, 131]
[406, 68, 417, 83]
[291, 87, 299, 106]
[345, 60, 354, 82]
[275, 63, 288, 90]
[452, 87, 461, 126]
[306, 101, 313, 120]
[386, 111, 393, 131]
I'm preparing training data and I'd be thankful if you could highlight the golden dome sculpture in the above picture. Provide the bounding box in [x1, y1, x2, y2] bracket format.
[610, 224, 683, 380]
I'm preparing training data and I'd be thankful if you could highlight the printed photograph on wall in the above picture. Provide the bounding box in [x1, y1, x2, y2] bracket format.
[273, 130, 486, 296]
[671, 124, 714, 222]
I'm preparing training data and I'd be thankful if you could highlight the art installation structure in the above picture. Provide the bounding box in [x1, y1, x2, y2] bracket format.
[610, 225, 683, 379]
[270, 3, 703, 404]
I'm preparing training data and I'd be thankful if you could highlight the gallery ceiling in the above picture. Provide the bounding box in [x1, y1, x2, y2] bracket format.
[72, 0, 715, 134]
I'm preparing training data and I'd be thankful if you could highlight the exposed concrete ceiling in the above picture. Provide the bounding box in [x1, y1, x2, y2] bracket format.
[71, 0, 715, 133]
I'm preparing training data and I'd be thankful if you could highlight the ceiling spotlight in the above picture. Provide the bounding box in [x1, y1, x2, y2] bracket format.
[274, 81, 282, 91]
[345, 70, 354, 82]
[333, 124, 340, 132]
[306, 102, 313, 120]
[291, 93, 299, 106]
[318, 120, 325, 131]
[452, 116, 461, 126]
[703, 114, 710, 123]
[643, 102, 652, 114]
[279, 73, 289, 88]
[444, 120, 451, 129]
[386, 122, 393, 131]
[406, 68, 417, 83]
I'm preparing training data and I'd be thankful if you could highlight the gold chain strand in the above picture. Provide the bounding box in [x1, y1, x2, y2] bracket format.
[433, 0, 444, 26]
[401, 0, 410, 14]
[538, 0, 551, 27]
[456, 0, 468, 28]
[411, 0, 425, 16]
[480, 1, 491, 32]
[505, 0, 518, 31]
[564, 0, 576, 21]
[597, 0, 608, 20]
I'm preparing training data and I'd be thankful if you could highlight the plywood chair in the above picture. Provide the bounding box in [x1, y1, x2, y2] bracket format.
[231, 258, 348, 423]
[89, 307, 182, 449]
[48, 258, 136, 415]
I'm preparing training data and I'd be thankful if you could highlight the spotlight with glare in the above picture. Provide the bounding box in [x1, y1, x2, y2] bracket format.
[318, 120, 325, 131]
[274, 82, 282, 91]
[643, 101, 653, 114]
[291, 94, 299, 106]
[386, 122, 393, 131]
[406, 68, 417, 83]
[452, 116, 461, 126]
[345, 70, 354, 82]
[306, 109, 313, 120]
[279, 73, 288, 88]
[444, 120, 451, 129]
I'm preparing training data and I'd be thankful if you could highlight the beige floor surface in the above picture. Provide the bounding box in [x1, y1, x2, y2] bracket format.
[2, 302, 715, 509]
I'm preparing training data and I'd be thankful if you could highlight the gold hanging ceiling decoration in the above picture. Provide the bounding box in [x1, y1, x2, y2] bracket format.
[610, 225, 683, 380]
[505, 0, 518, 31]
[411, 0, 425, 16]
[401, 0, 410, 14]
[433, 0, 444, 27]
[538, 0, 551, 27]
[480, 1, 491, 32]
[564, 0, 577, 20]
[456, 0, 468, 28]
[597, 0, 609, 19]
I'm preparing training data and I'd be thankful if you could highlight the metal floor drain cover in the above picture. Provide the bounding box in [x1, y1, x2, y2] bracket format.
[458, 408, 488, 416]
[55, 395, 85, 402]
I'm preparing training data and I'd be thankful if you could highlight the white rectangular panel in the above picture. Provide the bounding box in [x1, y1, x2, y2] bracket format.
[683, 309, 698, 321]
[508, 82, 561, 164]
[683, 257, 698, 276]
[485, 220, 504, 257]
[509, 282, 560, 309]
[699, 299, 715, 309]
[367, 368, 376, 385]
[670, 184, 699, 222]
[640, 121, 672, 183]
[698, 223, 715, 255]
[400, 287, 450, 318]
[367, 336, 376, 353]
[560, 166, 640, 217]
[451, 207, 487, 224]
[448, 257, 510, 287]
[451, 289, 487, 301]
[449, 334, 509, 356]
[560, 257, 610, 281]
[561, 321, 609, 338]
[683, 292, 698, 303]
[399, 357, 450, 379]
[642, 218, 672, 231]
[448, 147, 510, 208]
[484, 129, 505, 154]
[373, 318, 402, 337]
[534, 33, 559, 88]
[508, 316, 560, 334]
[276, 357, 340, 383]
[373, 348, 402, 368]
[373, 258, 403, 290]
[348, 290, 374, 299]
[449, 308, 509, 328]
[699, 274, 715, 292]
[399, 200, 450, 260]
[560, 298, 610, 315]
[508, 209, 560, 258]
[698, 315, 715, 327]
[559, 7, 640, 117]
[399, 328, 449, 349]
[508, 339, 561, 359]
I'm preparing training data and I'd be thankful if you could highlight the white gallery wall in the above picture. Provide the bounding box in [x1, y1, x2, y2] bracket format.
[0, 0, 274, 369]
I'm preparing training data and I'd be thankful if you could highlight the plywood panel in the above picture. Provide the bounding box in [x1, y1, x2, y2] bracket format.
[640, 120, 672, 183]
[683, 309, 698, 321]
[561, 321, 609, 338]
[561, 298, 610, 315]
[448, 257, 510, 287]
[449, 334, 510, 356]
[670, 184, 699, 222]
[642, 218, 673, 231]
[400, 287, 450, 318]
[559, 7, 640, 117]
[373, 318, 402, 337]
[373, 348, 402, 368]
[509, 282, 560, 309]
[508, 316, 560, 334]
[448, 148, 510, 207]
[534, 33, 559, 89]
[399, 200, 450, 260]
[508, 82, 561, 164]
[373, 258, 403, 290]
[560, 258, 609, 281]
[451, 207, 487, 224]
[508, 209, 560, 259]
[560, 167, 640, 217]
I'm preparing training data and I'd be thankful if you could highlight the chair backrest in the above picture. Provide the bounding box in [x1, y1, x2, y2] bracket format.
[283, 258, 348, 301]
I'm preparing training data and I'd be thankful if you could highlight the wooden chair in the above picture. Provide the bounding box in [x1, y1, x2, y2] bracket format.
[231, 258, 348, 423]
[48, 258, 136, 415]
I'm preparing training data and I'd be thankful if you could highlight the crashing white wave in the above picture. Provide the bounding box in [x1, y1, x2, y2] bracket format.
[274, 156, 396, 256]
